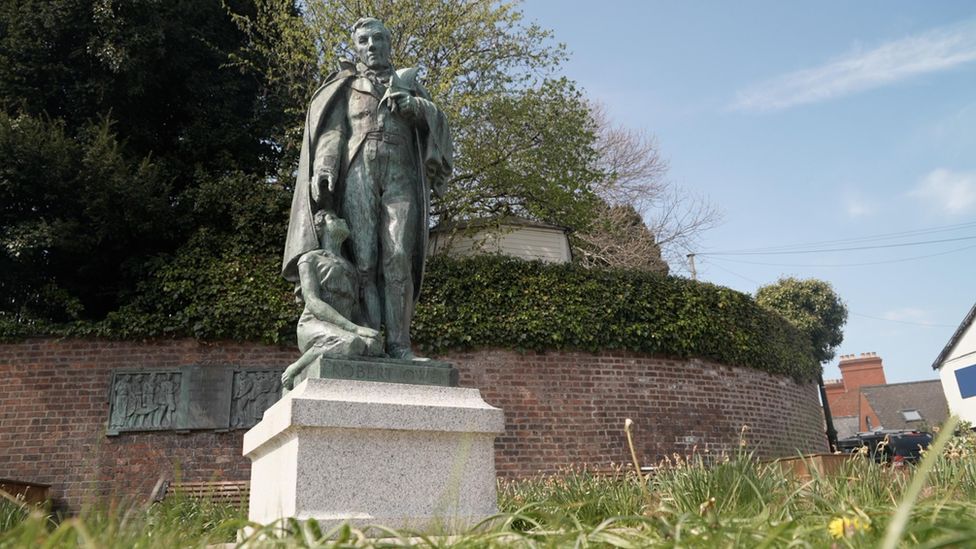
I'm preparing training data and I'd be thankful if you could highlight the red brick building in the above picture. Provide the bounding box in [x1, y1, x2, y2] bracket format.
[824, 353, 887, 436]
[825, 352, 948, 438]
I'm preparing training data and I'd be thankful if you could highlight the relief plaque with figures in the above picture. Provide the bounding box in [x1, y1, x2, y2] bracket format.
[106, 365, 283, 435]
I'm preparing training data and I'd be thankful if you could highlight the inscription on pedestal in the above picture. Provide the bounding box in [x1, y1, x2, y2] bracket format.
[288, 354, 459, 393]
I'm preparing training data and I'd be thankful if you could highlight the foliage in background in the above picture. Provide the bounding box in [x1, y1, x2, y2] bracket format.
[755, 276, 849, 364]
[228, 0, 714, 268]
[1, 0, 714, 332]
[1, 255, 819, 385]
[0, 169, 297, 344]
[0, 113, 173, 322]
[0, 0, 294, 323]
[228, 0, 605, 231]
[415, 256, 820, 381]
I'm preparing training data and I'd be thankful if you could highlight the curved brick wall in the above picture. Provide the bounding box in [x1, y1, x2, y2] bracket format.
[0, 339, 826, 511]
[447, 349, 827, 476]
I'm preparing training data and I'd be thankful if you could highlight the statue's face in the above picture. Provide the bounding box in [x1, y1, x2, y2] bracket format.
[353, 24, 391, 70]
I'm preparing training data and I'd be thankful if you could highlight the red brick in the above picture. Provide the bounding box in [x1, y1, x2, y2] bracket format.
[0, 339, 826, 513]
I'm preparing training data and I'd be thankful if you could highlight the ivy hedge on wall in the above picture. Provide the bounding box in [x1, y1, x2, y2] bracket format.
[414, 255, 820, 381]
[0, 254, 819, 381]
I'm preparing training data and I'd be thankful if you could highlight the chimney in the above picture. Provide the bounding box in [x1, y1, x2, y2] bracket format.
[838, 352, 886, 391]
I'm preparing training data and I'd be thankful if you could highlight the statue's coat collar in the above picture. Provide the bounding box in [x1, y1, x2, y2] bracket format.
[351, 62, 392, 98]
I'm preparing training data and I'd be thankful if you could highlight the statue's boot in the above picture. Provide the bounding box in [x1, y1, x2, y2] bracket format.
[384, 279, 428, 361]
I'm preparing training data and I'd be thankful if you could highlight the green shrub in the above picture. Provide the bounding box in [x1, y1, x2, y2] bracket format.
[1, 254, 818, 381]
[415, 255, 819, 381]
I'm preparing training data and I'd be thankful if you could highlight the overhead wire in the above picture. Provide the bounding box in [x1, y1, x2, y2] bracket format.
[698, 220, 976, 255]
[702, 242, 976, 267]
[698, 257, 762, 285]
[697, 260, 959, 329]
[849, 312, 956, 328]
[699, 234, 976, 256]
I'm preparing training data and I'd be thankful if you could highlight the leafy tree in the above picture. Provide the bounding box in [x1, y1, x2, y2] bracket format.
[0, 0, 283, 179]
[0, 0, 294, 321]
[755, 277, 848, 364]
[756, 276, 848, 449]
[230, 0, 720, 268]
[100, 174, 297, 344]
[438, 78, 602, 229]
[0, 113, 174, 320]
[228, 0, 602, 229]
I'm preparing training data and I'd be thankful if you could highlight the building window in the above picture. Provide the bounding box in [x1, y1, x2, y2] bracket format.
[955, 364, 976, 399]
[900, 409, 923, 422]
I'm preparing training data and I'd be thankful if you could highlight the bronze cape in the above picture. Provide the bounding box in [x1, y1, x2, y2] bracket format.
[282, 63, 453, 300]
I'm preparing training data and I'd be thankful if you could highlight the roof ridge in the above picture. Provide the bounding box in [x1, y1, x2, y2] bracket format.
[932, 300, 976, 370]
[860, 379, 941, 390]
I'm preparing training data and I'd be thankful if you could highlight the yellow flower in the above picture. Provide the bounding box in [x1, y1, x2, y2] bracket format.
[828, 517, 871, 539]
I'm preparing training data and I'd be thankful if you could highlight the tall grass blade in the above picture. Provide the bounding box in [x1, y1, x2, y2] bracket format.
[882, 415, 960, 549]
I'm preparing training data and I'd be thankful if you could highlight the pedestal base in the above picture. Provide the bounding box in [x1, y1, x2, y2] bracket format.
[243, 377, 505, 533]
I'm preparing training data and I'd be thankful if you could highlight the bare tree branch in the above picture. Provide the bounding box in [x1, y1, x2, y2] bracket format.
[574, 103, 721, 273]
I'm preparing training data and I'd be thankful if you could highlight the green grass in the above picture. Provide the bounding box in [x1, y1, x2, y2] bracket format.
[4, 423, 976, 547]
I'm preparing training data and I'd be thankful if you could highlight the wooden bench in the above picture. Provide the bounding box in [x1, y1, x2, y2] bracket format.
[0, 479, 50, 505]
[159, 480, 249, 507]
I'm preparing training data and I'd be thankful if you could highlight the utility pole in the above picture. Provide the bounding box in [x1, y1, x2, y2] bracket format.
[687, 253, 697, 281]
[817, 373, 839, 451]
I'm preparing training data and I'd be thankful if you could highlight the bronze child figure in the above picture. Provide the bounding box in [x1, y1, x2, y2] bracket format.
[281, 211, 383, 390]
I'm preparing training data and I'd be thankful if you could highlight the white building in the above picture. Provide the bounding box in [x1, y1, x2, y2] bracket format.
[933, 302, 976, 424]
[428, 217, 572, 264]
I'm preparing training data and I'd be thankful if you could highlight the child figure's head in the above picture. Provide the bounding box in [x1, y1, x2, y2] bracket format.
[313, 210, 350, 249]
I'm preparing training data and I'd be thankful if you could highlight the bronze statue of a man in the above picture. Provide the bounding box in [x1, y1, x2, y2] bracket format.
[282, 17, 453, 360]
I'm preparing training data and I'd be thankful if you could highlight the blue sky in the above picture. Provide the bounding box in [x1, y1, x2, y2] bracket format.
[521, 1, 976, 383]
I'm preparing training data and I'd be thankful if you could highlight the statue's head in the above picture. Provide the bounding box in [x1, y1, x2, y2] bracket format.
[351, 17, 392, 70]
[314, 210, 350, 248]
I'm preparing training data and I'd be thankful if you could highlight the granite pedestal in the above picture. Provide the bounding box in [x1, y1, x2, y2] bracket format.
[243, 376, 505, 533]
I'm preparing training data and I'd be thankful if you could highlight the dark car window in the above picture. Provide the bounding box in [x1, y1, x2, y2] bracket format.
[837, 431, 932, 463]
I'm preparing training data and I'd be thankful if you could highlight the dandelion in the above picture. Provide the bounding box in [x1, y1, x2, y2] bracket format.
[828, 516, 871, 539]
[698, 497, 716, 516]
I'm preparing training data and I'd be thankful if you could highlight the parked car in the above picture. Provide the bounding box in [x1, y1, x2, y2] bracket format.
[837, 430, 933, 465]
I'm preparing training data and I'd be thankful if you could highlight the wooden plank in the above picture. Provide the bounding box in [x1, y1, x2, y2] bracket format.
[168, 480, 249, 506]
[0, 479, 50, 505]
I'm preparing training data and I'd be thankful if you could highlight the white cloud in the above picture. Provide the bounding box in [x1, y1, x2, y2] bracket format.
[882, 308, 931, 323]
[910, 168, 976, 215]
[843, 189, 876, 218]
[733, 20, 976, 112]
